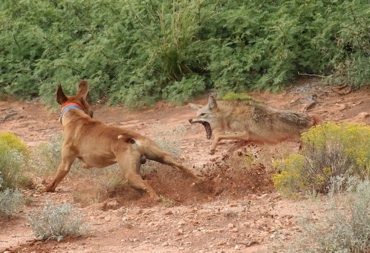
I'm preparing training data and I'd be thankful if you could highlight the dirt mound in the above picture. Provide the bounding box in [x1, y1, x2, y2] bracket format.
[64, 151, 274, 210]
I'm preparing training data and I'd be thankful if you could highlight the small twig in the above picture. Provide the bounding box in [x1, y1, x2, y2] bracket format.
[297, 72, 327, 78]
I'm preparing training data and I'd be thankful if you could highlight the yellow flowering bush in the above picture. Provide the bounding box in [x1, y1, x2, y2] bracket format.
[0, 132, 30, 189]
[272, 154, 307, 197]
[0, 132, 28, 155]
[273, 122, 370, 196]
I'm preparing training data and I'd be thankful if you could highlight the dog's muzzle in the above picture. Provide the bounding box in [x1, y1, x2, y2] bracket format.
[189, 119, 212, 139]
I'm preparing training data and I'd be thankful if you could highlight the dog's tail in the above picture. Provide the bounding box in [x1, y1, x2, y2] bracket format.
[117, 135, 135, 143]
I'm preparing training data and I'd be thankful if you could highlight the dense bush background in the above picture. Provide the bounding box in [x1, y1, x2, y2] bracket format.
[1, 0, 369, 107]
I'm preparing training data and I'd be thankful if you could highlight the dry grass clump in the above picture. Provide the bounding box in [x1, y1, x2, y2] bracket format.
[0, 187, 23, 217]
[284, 179, 370, 253]
[27, 200, 87, 241]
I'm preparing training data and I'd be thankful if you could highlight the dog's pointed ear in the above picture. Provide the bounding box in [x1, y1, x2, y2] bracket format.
[208, 95, 217, 110]
[76, 80, 89, 99]
[56, 84, 68, 105]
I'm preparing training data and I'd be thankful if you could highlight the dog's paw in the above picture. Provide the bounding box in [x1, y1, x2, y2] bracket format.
[43, 184, 56, 193]
[43, 188, 55, 193]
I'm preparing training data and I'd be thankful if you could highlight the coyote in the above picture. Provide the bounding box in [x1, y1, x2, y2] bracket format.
[189, 95, 321, 154]
[45, 80, 200, 200]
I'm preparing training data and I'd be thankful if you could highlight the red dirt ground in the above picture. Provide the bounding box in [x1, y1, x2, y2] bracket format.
[0, 79, 369, 253]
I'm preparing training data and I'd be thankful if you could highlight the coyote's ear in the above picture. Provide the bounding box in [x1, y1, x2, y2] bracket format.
[208, 95, 217, 110]
[76, 80, 89, 99]
[56, 84, 68, 105]
[188, 103, 201, 110]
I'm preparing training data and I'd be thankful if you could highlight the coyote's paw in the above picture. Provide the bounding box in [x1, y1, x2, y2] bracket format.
[209, 149, 216, 155]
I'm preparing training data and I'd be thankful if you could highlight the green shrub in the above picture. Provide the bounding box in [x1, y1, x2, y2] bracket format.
[27, 200, 87, 241]
[273, 122, 370, 196]
[0, 132, 30, 189]
[1, 1, 369, 107]
[221, 91, 260, 102]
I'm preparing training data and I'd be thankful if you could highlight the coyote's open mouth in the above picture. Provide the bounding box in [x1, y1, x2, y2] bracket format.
[189, 119, 212, 140]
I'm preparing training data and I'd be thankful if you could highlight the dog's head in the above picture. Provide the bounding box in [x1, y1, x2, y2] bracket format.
[188, 95, 219, 139]
[57, 80, 94, 119]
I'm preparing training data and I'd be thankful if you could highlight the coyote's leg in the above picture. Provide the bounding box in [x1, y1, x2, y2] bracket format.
[227, 140, 249, 154]
[45, 148, 77, 192]
[118, 148, 160, 200]
[210, 133, 250, 155]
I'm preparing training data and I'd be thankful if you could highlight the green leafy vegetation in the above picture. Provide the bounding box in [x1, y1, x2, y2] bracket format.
[273, 122, 370, 197]
[1, 1, 369, 107]
[221, 91, 259, 102]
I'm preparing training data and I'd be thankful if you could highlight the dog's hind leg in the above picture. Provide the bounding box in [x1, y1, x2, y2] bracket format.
[143, 143, 199, 180]
[161, 154, 199, 180]
[118, 148, 160, 200]
[45, 149, 77, 192]
[125, 171, 159, 200]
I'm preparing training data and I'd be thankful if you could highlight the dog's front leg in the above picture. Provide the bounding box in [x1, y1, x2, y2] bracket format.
[45, 150, 77, 192]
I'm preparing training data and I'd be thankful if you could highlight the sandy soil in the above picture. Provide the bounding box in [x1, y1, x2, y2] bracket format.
[0, 79, 369, 253]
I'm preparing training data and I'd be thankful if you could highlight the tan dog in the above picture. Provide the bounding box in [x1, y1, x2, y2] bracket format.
[189, 95, 321, 154]
[45, 80, 199, 200]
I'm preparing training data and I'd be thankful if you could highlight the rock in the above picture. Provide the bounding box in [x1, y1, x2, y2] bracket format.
[353, 112, 370, 122]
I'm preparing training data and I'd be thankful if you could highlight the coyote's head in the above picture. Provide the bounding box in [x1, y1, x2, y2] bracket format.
[189, 95, 219, 140]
